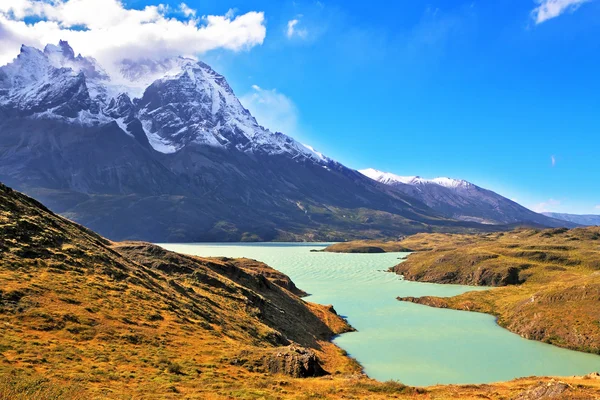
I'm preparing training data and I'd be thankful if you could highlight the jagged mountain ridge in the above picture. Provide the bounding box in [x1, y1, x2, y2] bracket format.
[360, 168, 574, 228]
[0, 41, 490, 242]
[0, 41, 327, 162]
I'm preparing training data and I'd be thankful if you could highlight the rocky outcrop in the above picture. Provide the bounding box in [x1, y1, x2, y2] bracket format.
[513, 380, 571, 400]
[264, 345, 325, 378]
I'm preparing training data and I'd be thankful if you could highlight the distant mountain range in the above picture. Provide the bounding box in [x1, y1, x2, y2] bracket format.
[0, 41, 573, 241]
[542, 213, 600, 226]
[360, 169, 574, 227]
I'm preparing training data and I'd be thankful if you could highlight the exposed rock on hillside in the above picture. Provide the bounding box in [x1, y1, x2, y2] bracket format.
[264, 345, 325, 378]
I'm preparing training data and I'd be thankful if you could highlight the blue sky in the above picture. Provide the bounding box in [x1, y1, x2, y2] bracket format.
[1, 0, 599, 214]
[191, 0, 600, 214]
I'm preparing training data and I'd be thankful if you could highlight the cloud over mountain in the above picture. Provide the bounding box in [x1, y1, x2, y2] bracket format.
[0, 0, 266, 72]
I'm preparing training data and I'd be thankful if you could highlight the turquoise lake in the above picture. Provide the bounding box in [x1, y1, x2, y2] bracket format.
[159, 242, 600, 387]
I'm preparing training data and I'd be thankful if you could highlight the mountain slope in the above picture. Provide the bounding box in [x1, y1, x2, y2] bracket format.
[360, 168, 574, 228]
[0, 181, 355, 397]
[0, 42, 488, 242]
[543, 212, 600, 226]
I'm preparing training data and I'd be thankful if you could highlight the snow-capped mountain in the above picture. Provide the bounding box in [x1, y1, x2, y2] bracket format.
[0, 42, 329, 164]
[1, 41, 472, 242]
[361, 169, 472, 189]
[134, 59, 328, 161]
[0, 41, 572, 241]
[360, 168, 574, 227]
[0, 44, 92, 119]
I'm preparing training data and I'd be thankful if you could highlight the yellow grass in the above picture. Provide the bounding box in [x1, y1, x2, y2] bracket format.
[2, 183, 600, 398]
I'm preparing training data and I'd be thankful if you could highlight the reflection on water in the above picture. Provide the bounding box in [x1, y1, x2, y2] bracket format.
[160, 242, 600, 386]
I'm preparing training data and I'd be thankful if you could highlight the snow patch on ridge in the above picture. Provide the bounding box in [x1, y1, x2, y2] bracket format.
[302, 144, 328, 162]
[360, 168, 472, 189]
[140, 120, 179, 154]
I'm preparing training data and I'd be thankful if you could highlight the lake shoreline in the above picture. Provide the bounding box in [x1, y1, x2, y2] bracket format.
[162, 242, 600, 387]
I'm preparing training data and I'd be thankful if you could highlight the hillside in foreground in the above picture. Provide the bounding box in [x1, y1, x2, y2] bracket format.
[1, 182, 600, 399]
[391, 228, 600, 354]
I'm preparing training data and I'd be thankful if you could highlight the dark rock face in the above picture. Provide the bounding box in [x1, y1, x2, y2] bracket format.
[264, 345, 326, 378]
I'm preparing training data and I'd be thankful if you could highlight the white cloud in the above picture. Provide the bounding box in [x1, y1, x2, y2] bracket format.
[532, 0, 592, 24]
[531, 198, 561, 213]
[286, 18, 307, 39]
[595, 205, 600, 210]
[179, 2, 195, 18]
[240, 85, 300, 136]
[0, 0, 266, 70]
[551, 155, 556, 166]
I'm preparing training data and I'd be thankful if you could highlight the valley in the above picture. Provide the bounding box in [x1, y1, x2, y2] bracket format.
[0, 36, 598, 400]
[2, 183, 600, 399]
[0, 0, 598, 396]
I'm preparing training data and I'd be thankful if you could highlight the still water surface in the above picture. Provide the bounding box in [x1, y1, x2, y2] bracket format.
[160, 242, 600, 386]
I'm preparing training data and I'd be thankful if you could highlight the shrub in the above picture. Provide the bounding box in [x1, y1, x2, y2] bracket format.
[167, 362, 184, 375]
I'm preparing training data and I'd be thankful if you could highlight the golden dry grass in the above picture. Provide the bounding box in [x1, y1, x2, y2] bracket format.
[2, 183, 600, 399]
[393, 228, 600, 354]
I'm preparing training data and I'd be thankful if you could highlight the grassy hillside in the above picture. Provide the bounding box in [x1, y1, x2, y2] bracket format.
[2, 182, 600, 399]
[391, 228, 600, 354]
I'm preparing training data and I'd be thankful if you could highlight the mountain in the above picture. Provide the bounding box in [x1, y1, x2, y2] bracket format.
[360, 168, 574, 228]
[543, 212, 600, 226]
[0, 41, 492, 242]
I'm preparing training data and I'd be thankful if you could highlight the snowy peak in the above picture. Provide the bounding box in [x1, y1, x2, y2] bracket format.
[359, 168, 571, 227]
[135, 56, 330, 162]
[0, 41, 332, 164]
[359, 168, 413, 185]
[44, 40, 109, 83]
[429, 177, 473, 189]
[44, 40, 76, 63]
[135, 57, 266, 152]
[117, 57, 195, 98]
[2, 45, 54, 90]
[0, 43, 95, 119]
[359, 168, 472, 189]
